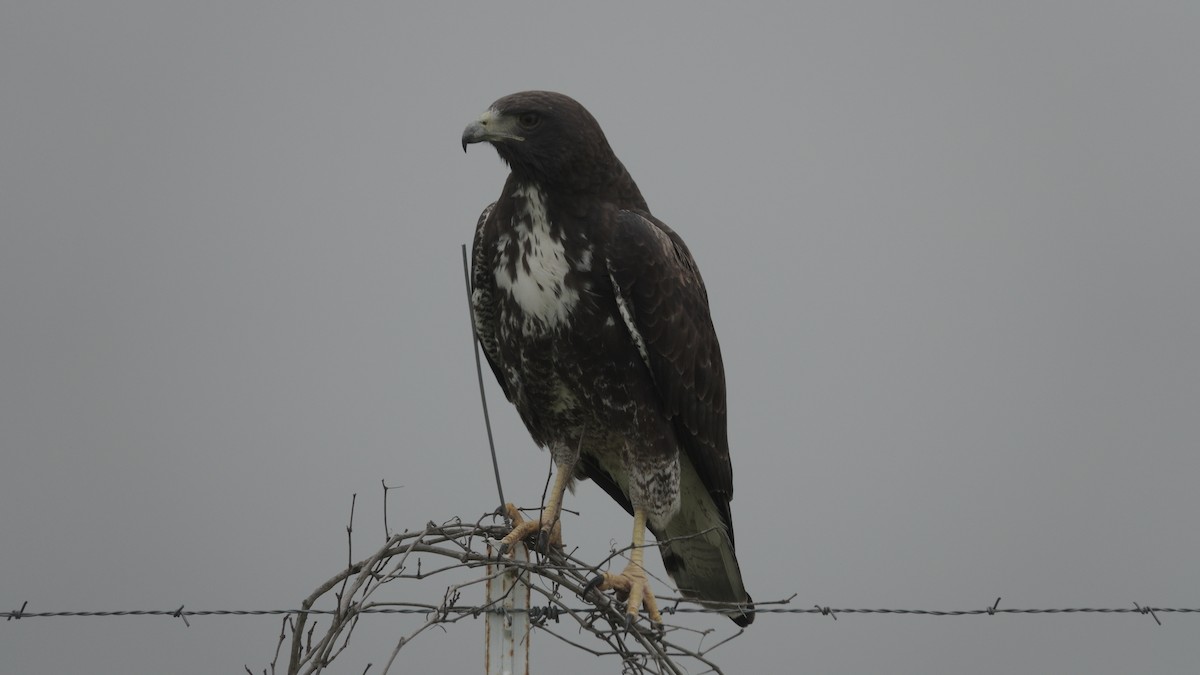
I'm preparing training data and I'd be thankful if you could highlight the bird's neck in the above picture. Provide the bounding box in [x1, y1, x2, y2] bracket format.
[508, 160, 647, 214]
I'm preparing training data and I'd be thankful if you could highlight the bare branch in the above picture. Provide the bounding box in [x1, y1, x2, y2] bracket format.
[270, 510, 737, 674]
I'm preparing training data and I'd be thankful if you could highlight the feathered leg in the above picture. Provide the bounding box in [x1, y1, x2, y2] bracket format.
[587, 507, 662, 624]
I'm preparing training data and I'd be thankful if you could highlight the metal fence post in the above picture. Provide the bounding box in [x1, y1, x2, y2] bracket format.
[485, 542, 530, 675]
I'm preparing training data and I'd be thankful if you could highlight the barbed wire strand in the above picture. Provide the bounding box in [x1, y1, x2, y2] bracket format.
[7, 604, 1197, 621]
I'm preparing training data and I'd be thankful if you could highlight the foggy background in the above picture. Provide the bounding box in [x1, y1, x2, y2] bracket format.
[2, 3, 1198, 673]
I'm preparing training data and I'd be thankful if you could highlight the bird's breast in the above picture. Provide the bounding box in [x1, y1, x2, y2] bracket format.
[493, 183, 593, 335]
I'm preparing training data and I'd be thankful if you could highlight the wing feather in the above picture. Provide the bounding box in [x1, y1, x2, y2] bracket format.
[470, 202, 511, 401]
[605, 210, 733, 505]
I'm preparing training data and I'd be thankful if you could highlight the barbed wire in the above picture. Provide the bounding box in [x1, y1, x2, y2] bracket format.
[7, 602, 1197, 623]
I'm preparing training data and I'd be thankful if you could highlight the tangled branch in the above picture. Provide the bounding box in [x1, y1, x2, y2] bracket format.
[264, 507, 741, 675]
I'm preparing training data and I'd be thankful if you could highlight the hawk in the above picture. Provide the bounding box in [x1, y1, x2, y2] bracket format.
[463, 91, 753, 626]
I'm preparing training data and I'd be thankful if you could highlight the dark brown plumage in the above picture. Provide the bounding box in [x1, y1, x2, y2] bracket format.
[464, 91, 752, 626]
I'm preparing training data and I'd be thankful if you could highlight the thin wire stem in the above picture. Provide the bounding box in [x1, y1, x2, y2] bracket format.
[461, 243, 506, 518]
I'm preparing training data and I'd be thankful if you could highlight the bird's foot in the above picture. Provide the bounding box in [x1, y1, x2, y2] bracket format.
[586, 562, 662, 625]
[497, 503, 562, 555]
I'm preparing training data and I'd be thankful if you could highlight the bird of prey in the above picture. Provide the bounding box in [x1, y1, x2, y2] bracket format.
[463, 91, 753, 626]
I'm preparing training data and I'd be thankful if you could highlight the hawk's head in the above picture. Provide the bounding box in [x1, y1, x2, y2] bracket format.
[462, 91, 620, 190]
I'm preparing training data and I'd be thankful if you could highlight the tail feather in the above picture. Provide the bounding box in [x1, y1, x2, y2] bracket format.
[659, 525, 755, 625]
[654, 460, 754, 626]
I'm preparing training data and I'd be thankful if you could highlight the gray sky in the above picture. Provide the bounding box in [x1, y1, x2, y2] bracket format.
[2, 2, 1199, 673]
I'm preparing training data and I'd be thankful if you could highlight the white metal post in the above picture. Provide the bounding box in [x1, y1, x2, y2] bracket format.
[485, 542, 530, 675]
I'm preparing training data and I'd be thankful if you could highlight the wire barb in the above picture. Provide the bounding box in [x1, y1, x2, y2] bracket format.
[1134, 602, 1163, 626]
[528, 605, 563, 626]
[6, 601, 28, 621]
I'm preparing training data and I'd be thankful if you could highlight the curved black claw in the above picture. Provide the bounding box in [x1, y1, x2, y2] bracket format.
[624, 613, 634, 631]
[535, 529, 552, 554]
[583, 574, 605, 599]
[497, 541, 512, 557]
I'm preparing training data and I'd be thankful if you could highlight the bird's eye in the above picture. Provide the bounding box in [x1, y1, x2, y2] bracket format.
[518, 112, 541, 129]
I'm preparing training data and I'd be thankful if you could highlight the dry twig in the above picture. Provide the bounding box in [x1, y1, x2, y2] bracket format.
[268, 505, 739, 675]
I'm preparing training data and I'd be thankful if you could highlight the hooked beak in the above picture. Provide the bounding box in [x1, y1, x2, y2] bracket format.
[461, 109, 524, 152]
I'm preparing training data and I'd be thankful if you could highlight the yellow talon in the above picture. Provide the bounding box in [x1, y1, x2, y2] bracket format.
[589, 507, 662, 623]
[498, 462, 573, 553]
[498, 502, 563, 552]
